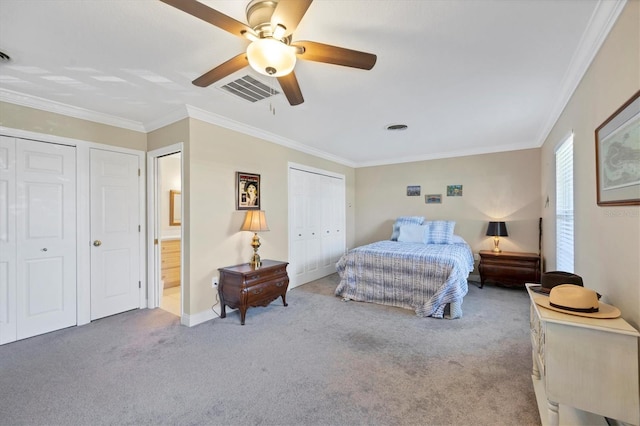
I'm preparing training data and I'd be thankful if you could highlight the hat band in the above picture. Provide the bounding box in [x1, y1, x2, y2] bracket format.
[549, 302, 599, 313]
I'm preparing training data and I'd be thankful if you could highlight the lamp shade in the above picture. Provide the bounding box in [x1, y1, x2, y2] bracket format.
[486, 221, 508, 237]
[246, 38, 296, 77]
[241, 210, 270, 232]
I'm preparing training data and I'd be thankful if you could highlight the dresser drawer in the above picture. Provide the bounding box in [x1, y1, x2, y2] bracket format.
[481, 264, 537, 280]
[246, 278, 289, 305]
[482, 258, 537, 268]
[243, 267, 288, 286]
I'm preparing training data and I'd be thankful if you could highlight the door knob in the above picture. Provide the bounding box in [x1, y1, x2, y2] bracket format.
[93, 240, 102, 247]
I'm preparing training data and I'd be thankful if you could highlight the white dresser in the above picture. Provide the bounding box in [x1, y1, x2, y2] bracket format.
[526, 284, 640, 426]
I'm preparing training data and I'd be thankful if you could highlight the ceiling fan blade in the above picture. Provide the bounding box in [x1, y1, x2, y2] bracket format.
[192, 53, 249, 87]
[160, 0, 254, 39]
[293, 40, 377, 70]
[277, 72, 304, 106]
[270, 0, 313, 37]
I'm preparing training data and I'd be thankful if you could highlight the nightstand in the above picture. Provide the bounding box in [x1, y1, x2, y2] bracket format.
[217, 259, 289, 325]
[478, 250, 540, 288]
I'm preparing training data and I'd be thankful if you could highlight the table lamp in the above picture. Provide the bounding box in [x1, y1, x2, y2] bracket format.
[240, 210, 269, 268]
[486, 221, 508, 253]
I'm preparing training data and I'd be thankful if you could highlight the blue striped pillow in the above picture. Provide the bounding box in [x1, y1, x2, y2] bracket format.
[424, 220, 455, 244]
[390, 216, 425, 241]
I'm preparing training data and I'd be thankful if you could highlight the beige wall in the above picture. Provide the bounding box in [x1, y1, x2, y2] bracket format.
[0, 102, 146, 150]
[541, 1, 639, 329]
[180, 118, 355, 316]
[354, 149, 542, 263]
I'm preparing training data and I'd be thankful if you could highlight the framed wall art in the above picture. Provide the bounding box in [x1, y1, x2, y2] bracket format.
[447, 185, 463, 196]
[595, 90, 640, 206]
[407, 185, 421, 196]
[425, 194, 442, 204]
[236, 172, 260, 210]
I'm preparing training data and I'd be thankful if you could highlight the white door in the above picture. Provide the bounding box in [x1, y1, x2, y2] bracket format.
[16, 139, 77, 339]
[0, 136, 17, 344]
[90, 149, 140, 320]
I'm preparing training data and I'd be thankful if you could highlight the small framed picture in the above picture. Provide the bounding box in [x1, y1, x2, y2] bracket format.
[425, 194, 442, 204]
[407, 185, 421, 196]
[236, 172, 260, 210]
[447, 185, 463, 196]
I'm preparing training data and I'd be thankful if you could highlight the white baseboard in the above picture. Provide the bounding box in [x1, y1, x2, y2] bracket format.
[181, 308, 218, 327]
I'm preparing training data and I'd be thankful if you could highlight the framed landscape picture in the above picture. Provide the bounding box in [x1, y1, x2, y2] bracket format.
[595, 90, 640, 206]
[236, 172, 260, 210]
[425, 194, 442, 204]
[446, 185, 463, 196]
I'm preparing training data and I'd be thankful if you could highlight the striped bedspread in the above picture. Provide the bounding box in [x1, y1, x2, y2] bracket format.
[335, 240, 474, 318]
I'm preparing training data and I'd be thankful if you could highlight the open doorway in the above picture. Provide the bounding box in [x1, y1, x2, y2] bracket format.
[158, 153, 182, 316]
[147, 145, 182, 317]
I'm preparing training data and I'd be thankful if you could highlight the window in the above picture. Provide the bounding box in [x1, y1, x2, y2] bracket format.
[555, 134, 574, 272]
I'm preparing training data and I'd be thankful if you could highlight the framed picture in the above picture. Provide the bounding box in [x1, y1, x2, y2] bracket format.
[595, 90, 640, 206]
[425, 194, 442, 204]
[236, 172, 260, 210]
[407, 185, 421, 196]
[169, 190, 181, 226]
[447, 185, 463, 196]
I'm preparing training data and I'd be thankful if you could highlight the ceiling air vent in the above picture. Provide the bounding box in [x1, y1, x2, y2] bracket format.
[220, 75, 280, 103]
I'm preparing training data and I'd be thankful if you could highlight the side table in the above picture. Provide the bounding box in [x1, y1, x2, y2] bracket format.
[478, 250, 540, 288]
[218, 259, 289, 325]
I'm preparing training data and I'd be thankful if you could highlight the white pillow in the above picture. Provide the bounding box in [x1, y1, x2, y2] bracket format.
[397, 224, 427, 243]
[390, 216, 425, 241]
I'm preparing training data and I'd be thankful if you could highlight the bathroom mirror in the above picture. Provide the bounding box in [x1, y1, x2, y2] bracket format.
[169, 190, 181, 226]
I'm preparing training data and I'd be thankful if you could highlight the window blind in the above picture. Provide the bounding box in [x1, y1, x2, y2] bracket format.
[555, 135, 574, 272]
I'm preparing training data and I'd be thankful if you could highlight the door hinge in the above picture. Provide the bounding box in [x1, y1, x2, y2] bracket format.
[138, 168, 141, 176]
[139, 281, 141, 289]
[138, 225, 141, 232]
[154, 238, 158, 245]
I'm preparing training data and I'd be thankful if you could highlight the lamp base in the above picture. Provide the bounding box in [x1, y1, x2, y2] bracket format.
[492, 236, 502, 253]
[249, 253, 262, 268]
[249, 232, 262, 268]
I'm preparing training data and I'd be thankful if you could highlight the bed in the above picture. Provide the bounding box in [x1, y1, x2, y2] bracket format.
[335, 217, 474, 318]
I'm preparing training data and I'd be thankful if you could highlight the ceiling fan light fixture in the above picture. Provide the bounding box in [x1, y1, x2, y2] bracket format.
[247, 38, 296, 77]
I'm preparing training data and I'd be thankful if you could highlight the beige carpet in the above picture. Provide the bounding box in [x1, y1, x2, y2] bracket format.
[0, 274, 540, 425]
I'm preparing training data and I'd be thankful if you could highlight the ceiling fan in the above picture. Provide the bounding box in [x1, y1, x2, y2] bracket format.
[159, 0, 377, 106]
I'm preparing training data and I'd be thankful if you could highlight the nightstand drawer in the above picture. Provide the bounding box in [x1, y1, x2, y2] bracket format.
[246, 278, 289, 306]
[244, 267, 287, 286]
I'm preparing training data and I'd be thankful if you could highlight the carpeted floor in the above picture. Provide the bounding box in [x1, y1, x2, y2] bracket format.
[0, 274, 540, 426]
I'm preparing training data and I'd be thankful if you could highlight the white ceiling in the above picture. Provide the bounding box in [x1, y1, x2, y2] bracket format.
[0, 0, 625, 167]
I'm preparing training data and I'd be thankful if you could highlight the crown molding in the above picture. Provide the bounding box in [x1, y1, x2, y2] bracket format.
[0, 88, 146, 133]
[182, 104, 358, 168]
[355, 141, 540, 168]
[535, 0, 627, 147]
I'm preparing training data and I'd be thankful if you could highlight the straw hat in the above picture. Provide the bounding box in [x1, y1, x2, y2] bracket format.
[535, 284, 620, 319]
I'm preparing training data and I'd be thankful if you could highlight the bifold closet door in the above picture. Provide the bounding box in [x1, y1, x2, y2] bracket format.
[0, 136, 17, 344]
[289, 168, 345, 288]
[16, 138, 77, 340]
